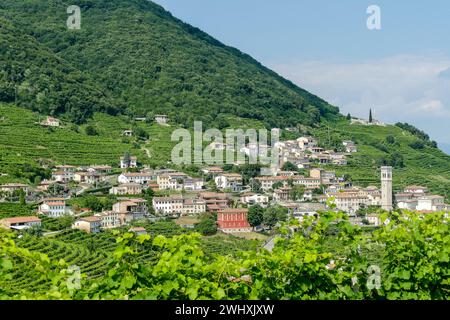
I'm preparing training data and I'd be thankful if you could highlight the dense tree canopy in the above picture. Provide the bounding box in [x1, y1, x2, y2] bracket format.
[0, 0, 339, 128]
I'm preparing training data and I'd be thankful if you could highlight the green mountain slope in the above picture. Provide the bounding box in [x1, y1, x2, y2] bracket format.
[0, 0, 339, 128]
[0, 18, 117, 123]
[0, 0, 448, 200]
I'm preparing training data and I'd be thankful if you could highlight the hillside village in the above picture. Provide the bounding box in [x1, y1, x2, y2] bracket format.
[1, 128, 448, 236]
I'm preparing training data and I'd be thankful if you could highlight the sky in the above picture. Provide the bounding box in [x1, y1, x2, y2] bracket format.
[153, 0, 450, 154]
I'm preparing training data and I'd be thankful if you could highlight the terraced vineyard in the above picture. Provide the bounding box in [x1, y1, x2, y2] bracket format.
[0, 104, 147, 183]
[311, 119, 450, 200]
[4, 231, 114, 294]
[0, 203, 36, 219]
[3, 221, 264, 293]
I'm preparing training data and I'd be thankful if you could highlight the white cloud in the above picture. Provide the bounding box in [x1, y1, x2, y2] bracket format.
[269, 54, 450, 147]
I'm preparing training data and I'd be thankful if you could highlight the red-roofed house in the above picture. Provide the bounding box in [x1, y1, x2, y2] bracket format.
[38, 198, 70, 218]
[217, 208, 251, 233]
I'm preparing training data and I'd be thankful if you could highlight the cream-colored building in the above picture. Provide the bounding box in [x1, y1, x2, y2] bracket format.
[95, 211, 121, 229]
[72, 216, 101, 233]
[109, 183, 143, 195]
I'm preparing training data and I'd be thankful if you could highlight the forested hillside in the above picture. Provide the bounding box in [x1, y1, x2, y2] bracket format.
[0, 18, 116, 123]
[0, 0, 339, 128]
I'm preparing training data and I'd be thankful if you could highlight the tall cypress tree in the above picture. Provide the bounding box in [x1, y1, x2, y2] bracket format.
[369, 109, 373, 123]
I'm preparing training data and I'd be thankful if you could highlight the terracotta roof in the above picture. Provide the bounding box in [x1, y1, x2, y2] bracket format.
[219, 208, 249, 214]
[80, 216, 101, 223]
[0, 216, 41, 224]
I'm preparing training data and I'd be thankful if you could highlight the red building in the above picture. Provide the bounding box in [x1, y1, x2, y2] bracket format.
[217, 208, 252, 233]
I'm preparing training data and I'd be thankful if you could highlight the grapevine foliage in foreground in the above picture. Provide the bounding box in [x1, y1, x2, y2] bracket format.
[1, 211, 449, 300]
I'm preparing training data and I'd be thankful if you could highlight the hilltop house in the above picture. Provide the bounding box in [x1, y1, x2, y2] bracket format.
[404, 185, 429, 194]
[152, 195, 183, 215]
[122, 130, 133, 137]
[342, 140, 358, 153]
[120, 155, 137, 169]
[40, 116, 60, 127]
[155, 115, 168, 125]
[327, 187, 381, 214]
[37, 180, 66, 192]
[183, 178, 204, 191]
[283, 202, 327, 221]
[395, 186, 444, 212]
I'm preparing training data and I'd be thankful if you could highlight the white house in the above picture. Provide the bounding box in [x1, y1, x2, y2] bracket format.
[215, 173, 243, 192]
[183, 178, 204, 191]
[152, 196, 184, 215]
[40, 116, 60, 127]
[240, 193, 269, 206]
[38, 198, 71, 218]
[297, 136, 317, 151]
[118, 172, 153, 185]
[416, 195, 446, 212]
[120, 156, 137, 169]
[122, 130, 133, 137]
[342, 140, 358, 153]
[51, 171, 74, 183]
[155, 115, 168, 125]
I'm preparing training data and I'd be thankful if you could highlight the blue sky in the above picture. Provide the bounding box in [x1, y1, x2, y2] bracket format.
[154, 0, 450, 153]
